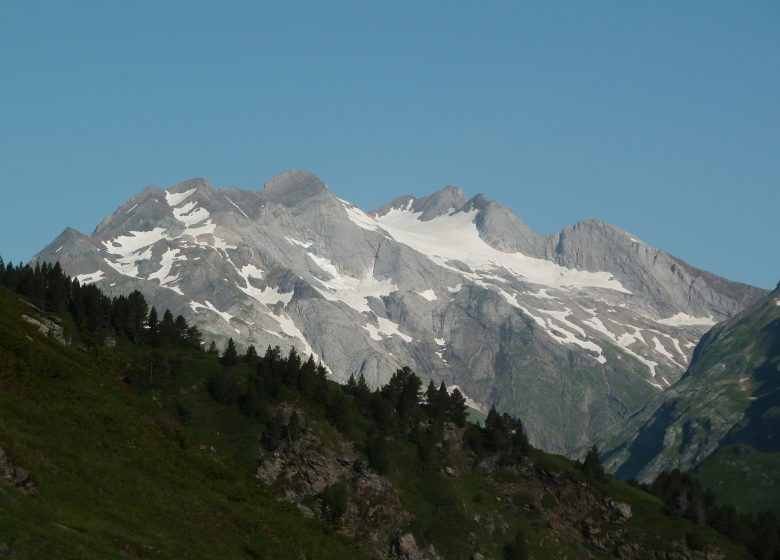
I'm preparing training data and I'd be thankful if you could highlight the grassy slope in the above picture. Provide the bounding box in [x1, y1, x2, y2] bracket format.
[694, 445, 780, 514]
[0, 286, 755, 559]
[0, 286, 369, 560]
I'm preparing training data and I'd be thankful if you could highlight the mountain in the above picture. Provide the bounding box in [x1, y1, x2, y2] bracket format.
[0, 278, 758, 560]
[602, 282, 780, 494]
[34, 169, 765, 454]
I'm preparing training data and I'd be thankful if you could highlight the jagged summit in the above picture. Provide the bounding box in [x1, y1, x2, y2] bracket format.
[261, 169, 330, 206]
[168, 178, 213, 193]
[373, 185, 467, 220]
[33, 171, 767, 455]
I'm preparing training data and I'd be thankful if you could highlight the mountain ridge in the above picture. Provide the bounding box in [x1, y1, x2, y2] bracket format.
[34, 169, 766, 455]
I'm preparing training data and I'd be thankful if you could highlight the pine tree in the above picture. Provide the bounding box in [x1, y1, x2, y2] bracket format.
[221, 338, 238, 366]
[346, 374, 358, 395]
[448, 388, 468, 427]
[299, 355, 317, 396]
[581, 445, 606, 481]
[147, 306, 159, 335]
[356, 374, 371, 406]
[207, 341, 219, 355]
[244, 344, 259, 365]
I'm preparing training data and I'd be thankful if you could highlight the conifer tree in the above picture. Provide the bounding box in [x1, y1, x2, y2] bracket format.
[582, 445, 606, 480]
[448, 388, 468, 427]
[299, 355, 317, 396]
[221, 338, 238, 366]
[147, 306, 159, 335]
[244, 344, 259, 364]
[356, 373, 371, 406]
[346, 374, 358, 395]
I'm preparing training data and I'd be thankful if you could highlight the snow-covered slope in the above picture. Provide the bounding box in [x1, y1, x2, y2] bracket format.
[34, 170, 765, 454]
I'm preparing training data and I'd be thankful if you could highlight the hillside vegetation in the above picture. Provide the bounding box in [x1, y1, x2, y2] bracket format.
[0, 259, 763, 559]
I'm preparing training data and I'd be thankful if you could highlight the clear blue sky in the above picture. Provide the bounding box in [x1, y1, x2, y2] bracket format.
[1, 1, 778, 288]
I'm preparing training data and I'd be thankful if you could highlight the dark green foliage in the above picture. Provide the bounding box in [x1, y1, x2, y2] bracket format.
[366, 434, 389, 474]
[240, 379, 269, 421]
[581, 445, 607, 481]
[355, 373, 371, 406]
[286, 411, 302, 442]
[176, 395, 195, 425]
[466, 405, 530, 466]
[220, 338, 238, 366]
[147, 306, 159, 335]
[0, 259, 200, 351]
[650, 469, 780, 559]
[503, 528, 530, 560]
[208, 370, 242, 405]
[321, 482, 348, 528]
[262, 412, 284, 451]
[244, 344, 259, 365]
[448, 388, 468, 427]
[207, 340, 218, 355]
[0, 259, 764, 560]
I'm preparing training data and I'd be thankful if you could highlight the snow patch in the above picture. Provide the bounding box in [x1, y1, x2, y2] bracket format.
[656, 313, 717, 327]
[165, 188, 196, 206]
[224, 194, 249, 218]
[285, 236, 313, 249]
[447, 283, 462, 293]
[417, 289, 437, 301]
[375, 208, 631, 293]
[147, 248, 185, 287]
[190, 300, 234, 326]
[363, 316, 413, 343]
[517, 304, 607, 364]
[75, 270, 105, 284]
[173, 202, 210, 226]
[582, 316, 658, 376]
[652, 336, 685, 368]
[434, 337, 446, 346]
[103, 228, 169, 257]
[307, 253, 397, 314]
[340, 199, 381, 231]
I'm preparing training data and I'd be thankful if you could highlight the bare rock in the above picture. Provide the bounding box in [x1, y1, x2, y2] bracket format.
[0, 444, 37, 495]
[605, 498, 633, 520]
[21, 313, 67, 345]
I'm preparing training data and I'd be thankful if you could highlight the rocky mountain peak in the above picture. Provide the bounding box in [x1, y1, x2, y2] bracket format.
[413, 185, 467, 220]
[33, 171, 767, 456]
[372, 185, 467, 220]
[261, 169, 330, 206]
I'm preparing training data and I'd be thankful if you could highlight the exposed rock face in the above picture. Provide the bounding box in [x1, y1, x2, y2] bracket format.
[0, 445, 37, 495]
[602, 284, 780, 481]
[256, 426, 411, 555]
[34, 170, 765, 454]
[21, 313, 67, 345]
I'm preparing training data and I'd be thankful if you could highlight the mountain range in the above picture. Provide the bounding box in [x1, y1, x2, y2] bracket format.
[34, 169, 766, 454]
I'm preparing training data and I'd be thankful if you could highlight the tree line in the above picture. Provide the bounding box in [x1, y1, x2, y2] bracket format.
[643, 469, 780, 559]
[0, 258, 201, 350]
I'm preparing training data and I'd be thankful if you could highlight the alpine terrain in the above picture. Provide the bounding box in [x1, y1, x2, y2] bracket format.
[34, 169, 765, 454]
[602, 280, 780, 509]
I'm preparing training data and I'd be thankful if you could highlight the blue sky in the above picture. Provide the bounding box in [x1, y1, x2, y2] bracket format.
[1, 1, 778, 288]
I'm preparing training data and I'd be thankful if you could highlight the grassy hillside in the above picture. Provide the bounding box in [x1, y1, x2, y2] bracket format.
[0, 286, 370, 559]
[694, 445, 780, 514]
[0, 277, 758, 559]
